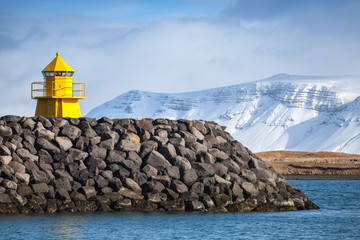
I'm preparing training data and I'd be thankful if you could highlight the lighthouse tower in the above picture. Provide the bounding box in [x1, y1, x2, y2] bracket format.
[31, 52, 85, 118]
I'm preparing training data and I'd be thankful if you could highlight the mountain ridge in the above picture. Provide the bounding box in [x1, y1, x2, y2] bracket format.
[87, 74, 360, 154]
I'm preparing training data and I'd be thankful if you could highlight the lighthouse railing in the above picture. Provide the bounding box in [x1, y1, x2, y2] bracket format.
[72, 82, 85, 98]
[31, 82, 46, 98]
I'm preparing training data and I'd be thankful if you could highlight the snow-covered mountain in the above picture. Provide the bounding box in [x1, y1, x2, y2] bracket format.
[87, 74, 360, 154]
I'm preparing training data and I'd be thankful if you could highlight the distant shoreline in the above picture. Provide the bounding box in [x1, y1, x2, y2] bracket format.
[284, 174, 360, 180]
[256, 150, 360, 179]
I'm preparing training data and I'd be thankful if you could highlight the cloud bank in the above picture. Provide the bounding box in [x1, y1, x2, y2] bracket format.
[0, 0, 359, 116]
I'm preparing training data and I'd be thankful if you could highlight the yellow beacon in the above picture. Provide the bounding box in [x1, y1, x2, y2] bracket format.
[31, 52, 85, 118]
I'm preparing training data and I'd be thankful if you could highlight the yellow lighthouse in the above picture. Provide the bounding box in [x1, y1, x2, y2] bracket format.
[31, 52, 85, 118]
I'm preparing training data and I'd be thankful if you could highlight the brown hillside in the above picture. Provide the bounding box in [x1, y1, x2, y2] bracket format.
[256, 151, 360, 177]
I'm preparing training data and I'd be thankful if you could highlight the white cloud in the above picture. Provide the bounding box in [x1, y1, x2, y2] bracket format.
[0, 1, 359, 117]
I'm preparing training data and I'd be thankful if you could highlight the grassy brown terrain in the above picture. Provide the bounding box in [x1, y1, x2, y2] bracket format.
[256, 151, 360, 179]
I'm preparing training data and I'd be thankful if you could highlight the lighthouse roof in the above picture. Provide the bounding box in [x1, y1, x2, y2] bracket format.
[42, 52, 75, 72]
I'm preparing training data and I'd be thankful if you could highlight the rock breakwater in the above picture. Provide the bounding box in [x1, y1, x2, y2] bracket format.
[0, 115, 318, 214]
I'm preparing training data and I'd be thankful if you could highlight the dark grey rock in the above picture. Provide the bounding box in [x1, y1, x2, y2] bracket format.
[0, 155, 12, 165]
[52, 178, 72, 192]
[99, 138, 115, 151]
[17, 183, 33, 196]
[108, 178, 122, 191]
[131, 172, 148, 186]
[75, 136, 90, 150]
[164, 188, 179, 200]
[124, 178, 142, 194]
[8, 161, 25, 173]
[38, 149, 53, 164]
[191, 162, 215, 177]
[171, 180, 188, 194]
[2, 179, 17, 190]
[182, 169, 198, 186]
[36, 128, 55, 140]
[248, 157, 268, 169]
[200, 195, 215, 209]
[89, 145, 107, 159]
[32, 170, 51, 184]
[175, 146, 196, 162]
[69, 148, 89, 161]
[151, 175, 171, 188]
[70, 191, 87, 201]
[190, 182, 204, 194]
[55, 136, 73, 151]
[53, 152, 73, 164]
[35, 139, 60, 154]
[66, 162, 79, 176]
[213, 163, 228, 177]
[101, 170, 113, 180]
[119, 187, 143, 200]
[15, 172, 30, 184]
[31, 182, 50, 194]
[166, 166, 180, 179]
[173, 156, 192, 172]
[241, 182, 259, 197]
[0, 145, 11, 156]
[240, 169, 257, 183]
[117, 140, 141, 153]
[81, 186, 97, 199]
[214, 174, 232, 187]
[193, 121, 207, 134]
[114, 166, 130, 179]
[232, 183, 244, 198]
[94, 175, 109, 189]
[22, 118, 36, 130]
[16, 148, 38, 162]
[197, 152, 215, 164]
[158, 143, 177, 160]
[222, 159, 241, 175]
[186, 142, 207, 154]
[186, 200, 205, 211]
[120, 159, 140, 172]
[140, 140, 158, 158]
[61, 125, 81, 141]
[145, 150, 171, 171]
[22, 141, 37, 155]
[178, 131, 196, 143]
[190, 126, 205, 141]
[54, 170, 73, 181]
[142, 164, 158, 178]
[127, 151, 142, 165]
[214, 194, 232, 208]
[146, 192, 167, 203]
[208, 148, 229, 161]
[168, 137, 185, 147]
[0, 125, 12, 138]
[150, 136, 168, 148]
[106, 150, 125, 164]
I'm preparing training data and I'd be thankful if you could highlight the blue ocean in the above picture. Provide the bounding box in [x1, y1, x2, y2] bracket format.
[0, 180, 359, 240]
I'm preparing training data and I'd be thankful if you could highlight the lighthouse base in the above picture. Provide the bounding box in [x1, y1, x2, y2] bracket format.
[35, 98, 82, 118]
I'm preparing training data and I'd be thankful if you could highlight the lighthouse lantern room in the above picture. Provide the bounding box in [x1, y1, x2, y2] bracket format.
[31, 52, 85, 118]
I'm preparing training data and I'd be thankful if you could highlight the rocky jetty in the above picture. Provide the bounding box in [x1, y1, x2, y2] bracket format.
[0, 115, 318, 214]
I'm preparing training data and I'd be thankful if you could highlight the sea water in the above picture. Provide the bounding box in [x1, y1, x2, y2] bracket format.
[0, 180, 359, 240]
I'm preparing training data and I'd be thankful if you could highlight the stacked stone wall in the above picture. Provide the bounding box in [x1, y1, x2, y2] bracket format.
[0, 115, 318, 214]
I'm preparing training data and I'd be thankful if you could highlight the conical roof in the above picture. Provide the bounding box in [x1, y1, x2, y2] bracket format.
[42, 52, 75, 72]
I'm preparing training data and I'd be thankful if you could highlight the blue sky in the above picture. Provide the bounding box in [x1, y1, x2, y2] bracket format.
[1, 0, 359, 116]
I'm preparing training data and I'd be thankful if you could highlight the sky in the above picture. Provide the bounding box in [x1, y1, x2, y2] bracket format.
[0, 0, 359, 116]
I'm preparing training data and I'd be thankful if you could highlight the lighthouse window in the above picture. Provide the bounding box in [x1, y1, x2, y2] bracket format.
[56, 71, 66, 76]
[44, 72, 54, 77]
[67, 71, 74, 76]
